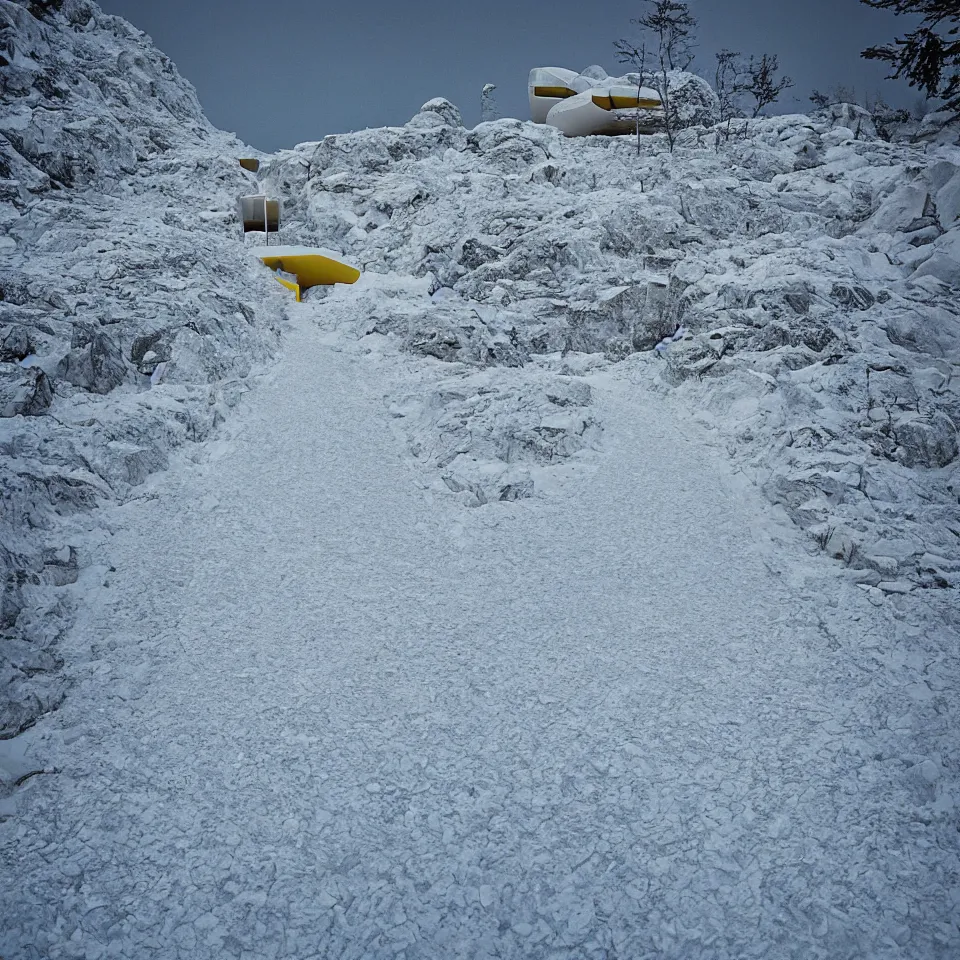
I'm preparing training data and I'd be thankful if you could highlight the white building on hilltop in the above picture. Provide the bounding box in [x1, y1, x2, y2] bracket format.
[529, 65, 664, 137]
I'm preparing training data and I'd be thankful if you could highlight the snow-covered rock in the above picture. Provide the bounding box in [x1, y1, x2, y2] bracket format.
[816, 101, 879, 140]
[0, 0, 215, 190]
[259, 104, 959, 609]
[662, 69, 721, 129]
[0, 0, 284, 737]
[480, 83, 499, 123]
[3, 0, 959, 771]
[0, 363, 51, 416]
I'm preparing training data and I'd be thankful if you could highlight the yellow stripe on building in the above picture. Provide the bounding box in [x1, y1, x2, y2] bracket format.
[534, 86, 577, 99]
[592, 93, 662, 111]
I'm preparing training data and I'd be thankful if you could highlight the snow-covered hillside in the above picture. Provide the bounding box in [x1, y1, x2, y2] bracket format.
[259, 96, 960, 608]
[1, 1, 959, 956]
[0, 0, 284, 738]
[265, 101, 960, 568]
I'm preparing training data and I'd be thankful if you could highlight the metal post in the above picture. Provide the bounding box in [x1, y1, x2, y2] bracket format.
[263, 195, 269, 246]
[636, 80, 641, 157]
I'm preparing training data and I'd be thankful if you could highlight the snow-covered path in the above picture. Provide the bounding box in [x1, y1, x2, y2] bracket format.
[2, 313, 956, 959]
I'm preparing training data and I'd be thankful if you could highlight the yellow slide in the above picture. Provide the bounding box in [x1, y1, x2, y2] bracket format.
[251, 245, 361, 301]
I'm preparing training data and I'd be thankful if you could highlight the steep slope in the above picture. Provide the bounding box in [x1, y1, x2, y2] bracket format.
[2, 0, 958, 768]
[1, 0, 957, 775]
[0, 0, 284, 738]
[0, 3, 957, 957]
[0, 0, 214, 188]
[260, 100, 960, 608]
[3, 307, 958, 960]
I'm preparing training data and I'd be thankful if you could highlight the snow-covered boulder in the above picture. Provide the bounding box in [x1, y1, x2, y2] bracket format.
[913, 110, 960, 145]
[0, 363, 51, 416]
[815, 102, 879, 140]
[894, 412, 959, 468]
[58, 330, 128, 394]
[388, 367, 601, 507]
[662, 70, 721, 129]
[415, 97, 463, 129]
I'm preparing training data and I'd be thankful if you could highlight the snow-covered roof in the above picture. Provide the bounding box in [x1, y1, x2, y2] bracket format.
[248, 244, 354, 263]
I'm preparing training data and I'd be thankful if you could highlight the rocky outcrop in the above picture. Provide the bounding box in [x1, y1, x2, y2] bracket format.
[0, 0, 285, 738]
[261, 103, 960, 601]
[0, 364, 51, 416]
[480, 83, 499, 124]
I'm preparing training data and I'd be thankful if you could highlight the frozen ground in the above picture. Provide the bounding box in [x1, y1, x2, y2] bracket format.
[2, 1, 959, 955]
[0, 0, 285, 739]
[1, 307, 958, 959]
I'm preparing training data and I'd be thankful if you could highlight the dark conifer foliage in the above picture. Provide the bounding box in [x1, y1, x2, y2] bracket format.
[861, 0, 960, 114]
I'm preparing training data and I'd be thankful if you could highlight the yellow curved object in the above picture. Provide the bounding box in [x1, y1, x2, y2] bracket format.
[534, 85, 577, 99]
[273, 274, 301, 302]
[256, 248, 361, 294]
[592, 93, 662, 111]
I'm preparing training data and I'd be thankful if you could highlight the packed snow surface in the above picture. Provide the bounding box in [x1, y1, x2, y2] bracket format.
[1, 0, 959, 957]
[3, 311, 958, 959]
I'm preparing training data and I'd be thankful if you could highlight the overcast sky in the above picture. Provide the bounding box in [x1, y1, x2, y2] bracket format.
[98, 0, 923, 152]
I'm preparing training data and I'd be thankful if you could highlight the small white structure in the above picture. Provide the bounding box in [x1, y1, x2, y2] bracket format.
[529, 67, 664, 137]
[528, 67, 585, 124]
[239, 195, 281, 243]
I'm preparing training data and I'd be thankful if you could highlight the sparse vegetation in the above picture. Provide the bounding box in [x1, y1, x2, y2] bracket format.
[861, 0, 960, 117]
[809, 85, 914, 139]
[615, 40, 651, 155]
[741, 53, 795, 117]
[715, 49, 747, 122]
[615, 0, 700, 151]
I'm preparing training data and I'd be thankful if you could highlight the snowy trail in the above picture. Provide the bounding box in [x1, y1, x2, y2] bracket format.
[2, 314, 955, 959]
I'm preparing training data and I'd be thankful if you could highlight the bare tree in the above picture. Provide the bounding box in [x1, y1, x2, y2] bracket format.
[615, 1, 700, 152]
[714, 49, 746, 121]
[809, 84, 860, 107]
[614, 39, 650, 156]
[641, 0, 698, 71]
[741, 53, 795, 117]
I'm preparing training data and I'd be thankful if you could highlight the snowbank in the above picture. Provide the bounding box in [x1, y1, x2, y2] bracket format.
[0, 0, 285, 738]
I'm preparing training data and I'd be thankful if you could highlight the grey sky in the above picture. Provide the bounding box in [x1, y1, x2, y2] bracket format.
[98, 0, 922, 152]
